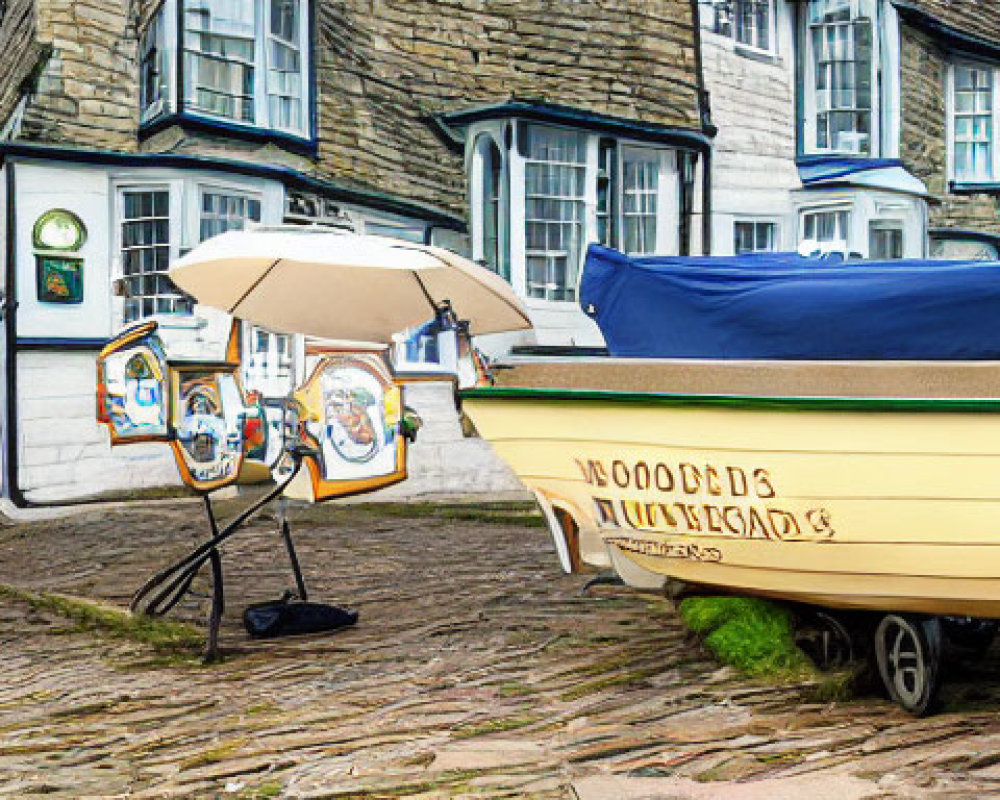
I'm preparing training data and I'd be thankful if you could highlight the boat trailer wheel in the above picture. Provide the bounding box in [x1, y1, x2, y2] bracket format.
[796, 610, 855, 671]
[875, 614, 942, 716]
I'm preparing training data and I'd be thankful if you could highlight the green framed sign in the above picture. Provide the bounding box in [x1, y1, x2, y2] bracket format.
[36, 255, 84, 304]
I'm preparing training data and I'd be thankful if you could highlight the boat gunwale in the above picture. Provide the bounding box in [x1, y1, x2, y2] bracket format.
[460, 385, 1000, 413]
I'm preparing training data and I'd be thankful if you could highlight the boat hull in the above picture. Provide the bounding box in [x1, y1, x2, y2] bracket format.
[463, 380, 1000, 618]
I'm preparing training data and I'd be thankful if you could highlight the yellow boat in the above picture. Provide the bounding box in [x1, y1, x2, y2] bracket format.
[463, 356, 1000, 713]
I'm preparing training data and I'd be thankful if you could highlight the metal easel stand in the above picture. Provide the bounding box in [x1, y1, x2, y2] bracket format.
[131, 453, 306, 662]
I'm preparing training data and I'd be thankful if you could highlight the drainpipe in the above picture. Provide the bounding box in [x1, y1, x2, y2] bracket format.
[689, 0, 715, 254]
[4, 159, 27, 507]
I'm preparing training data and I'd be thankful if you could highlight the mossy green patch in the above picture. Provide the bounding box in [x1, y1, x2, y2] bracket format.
[270, 501, 544, 529]
[452, 713, 544, 738]
[0, 584, 202, 658]
[678, 596, 813, 679]
[180, 736, 250, 770]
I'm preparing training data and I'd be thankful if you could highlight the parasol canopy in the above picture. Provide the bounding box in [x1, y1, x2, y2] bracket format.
[169, 228, 532, 342]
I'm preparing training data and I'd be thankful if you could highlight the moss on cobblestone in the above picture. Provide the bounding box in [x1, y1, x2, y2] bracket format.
[679, 596, 813, 679]
[452, 713, 544, 738]
[0, 584, 203, 657]
[276, 500, 545, 528]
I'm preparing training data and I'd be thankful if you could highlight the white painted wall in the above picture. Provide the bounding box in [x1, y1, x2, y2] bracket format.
[15, 162, 116, 340]
[17, 350, 181, 503]
[700, 11, 801, 255]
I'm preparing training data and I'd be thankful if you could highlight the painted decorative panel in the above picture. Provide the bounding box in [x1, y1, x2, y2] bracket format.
[97, 322, 170, 443]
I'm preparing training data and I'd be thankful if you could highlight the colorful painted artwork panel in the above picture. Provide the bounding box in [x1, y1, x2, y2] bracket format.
[287, 352, 407, 503]
[97, 324, 170, 443]
[172, 369, 244, 490]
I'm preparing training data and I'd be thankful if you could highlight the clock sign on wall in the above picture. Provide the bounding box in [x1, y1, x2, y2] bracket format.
[33, 208, 86, 304]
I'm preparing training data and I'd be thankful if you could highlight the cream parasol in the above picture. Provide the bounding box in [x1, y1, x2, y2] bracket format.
[169, 227, 532, 342]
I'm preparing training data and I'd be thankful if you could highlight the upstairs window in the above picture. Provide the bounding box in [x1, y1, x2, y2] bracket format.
[185, 0, 257, 123]
[139, 12, 169, 123]
[951, 63, 997, 182]
[140, 0, 310, 138]
[699, 0, 774, 52]
[803, 0, 876, 155]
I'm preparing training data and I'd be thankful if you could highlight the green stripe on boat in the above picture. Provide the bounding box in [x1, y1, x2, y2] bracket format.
[460, 386, 1000, 413]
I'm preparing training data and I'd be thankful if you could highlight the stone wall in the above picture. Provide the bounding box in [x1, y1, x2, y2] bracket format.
[899, 24, 999, 233]
[19, 0, 140, 150]
[6, 1, 704, 221]
[0, 0, 43, 132]
[313, 0, 704, 216]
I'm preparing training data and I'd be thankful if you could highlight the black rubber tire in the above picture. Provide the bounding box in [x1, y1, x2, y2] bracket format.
[875, 614, 943, 716]
[796, 610, 856, 671]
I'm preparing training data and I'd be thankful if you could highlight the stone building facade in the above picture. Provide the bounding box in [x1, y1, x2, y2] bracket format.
[0, 0, 708, 504]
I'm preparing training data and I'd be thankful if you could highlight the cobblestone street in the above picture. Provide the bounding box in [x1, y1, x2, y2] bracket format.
[3, 499, 1000, 798]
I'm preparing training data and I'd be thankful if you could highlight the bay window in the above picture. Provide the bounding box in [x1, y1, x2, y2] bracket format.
[802, 0, 877, 155]
[950, 62, 997, 182]
[139, 0, 311, 138]
[117, 182, 270, 324]
[465, 119, 690, 304]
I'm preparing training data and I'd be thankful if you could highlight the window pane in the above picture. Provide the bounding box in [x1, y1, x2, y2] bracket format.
[120, 189, 179, 323]
[524, 125, 586, 302]
[953, 65, 994, 181]
[622, 152, 659, 255]
[869, 222, 903, 259]
[184, 0, 257, 123]
[199, 191, 263, 242]
[734, 221, 777, 254]
[809, 0, 874, 154]
[140, 9, 169, 121]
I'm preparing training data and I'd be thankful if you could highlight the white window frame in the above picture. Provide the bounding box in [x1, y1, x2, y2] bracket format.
[467, 121, 683, 306]
[800, 0, 880, 156]
[868, 218, 904, 259]
[114, 181, 187, 324]
[698, 0, 777, 55]
[799, 206, 852, 254]
[733, 218, 780, 254]
[947, 59, 1000, 184]
[141, 0, 311, 138]
[196, 183, 264, 242]
[139, 8, 173, 124]
[470, 131, 507, 278]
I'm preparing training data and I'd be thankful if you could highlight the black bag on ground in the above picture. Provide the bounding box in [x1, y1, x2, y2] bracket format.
[243, 596, 358, 638]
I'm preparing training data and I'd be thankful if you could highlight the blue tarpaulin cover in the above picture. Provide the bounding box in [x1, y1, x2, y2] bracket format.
[580, 244, 1000, 360]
